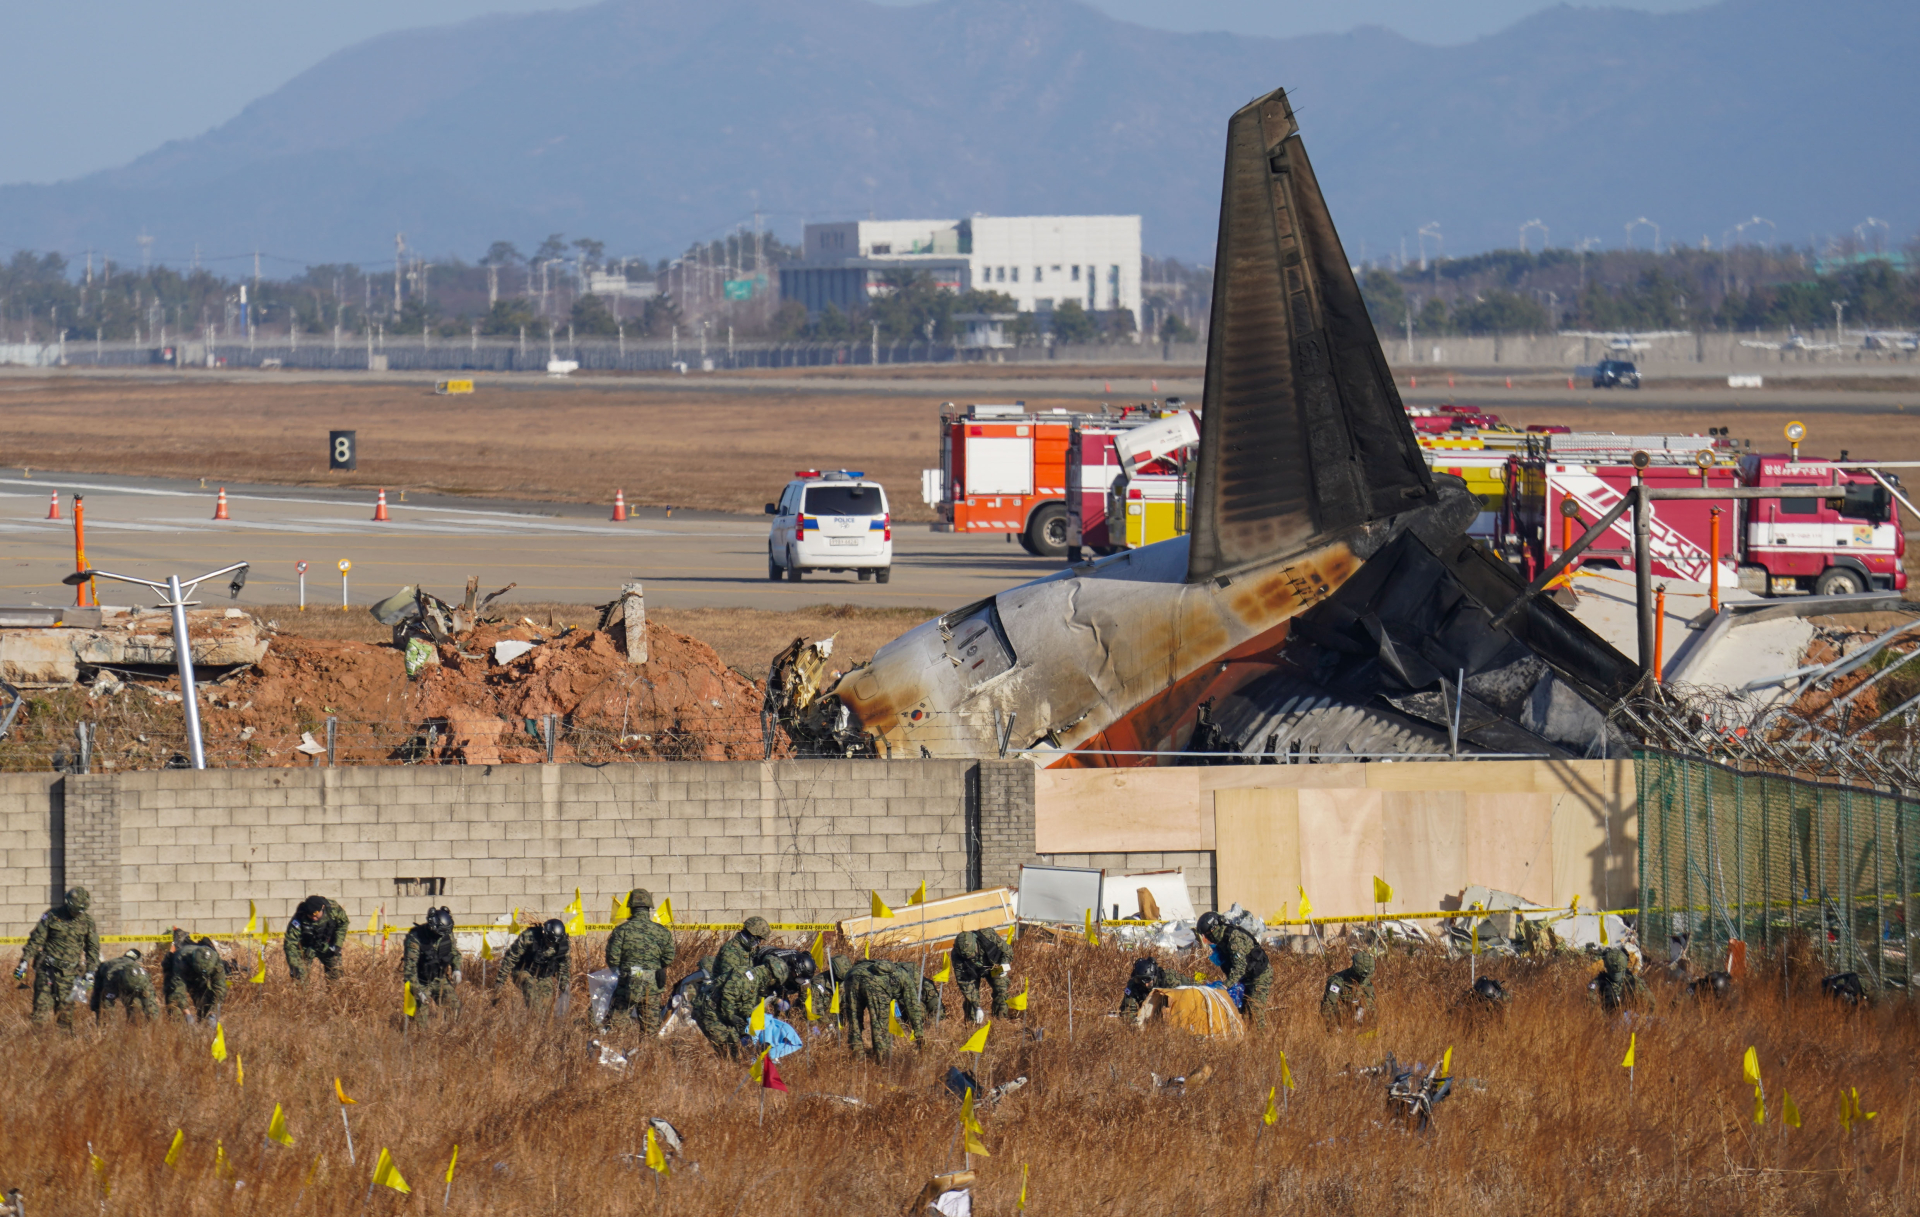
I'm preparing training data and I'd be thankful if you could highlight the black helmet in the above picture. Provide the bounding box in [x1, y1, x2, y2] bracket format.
[541, 918, 567, 947]
[1196, 912, 1225, 942]
[1130, 957, 1159, 985]
[427, 907, 454, 935]
[784, 952, 816, 983]
[1471, 976, 1508, 1003]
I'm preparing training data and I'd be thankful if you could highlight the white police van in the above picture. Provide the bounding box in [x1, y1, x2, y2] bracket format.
[766, 471, 893, 583]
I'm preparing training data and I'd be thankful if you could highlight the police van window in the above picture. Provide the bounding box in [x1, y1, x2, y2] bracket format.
[1779, 483, 1819, 514]
[804, 485, 885, 516]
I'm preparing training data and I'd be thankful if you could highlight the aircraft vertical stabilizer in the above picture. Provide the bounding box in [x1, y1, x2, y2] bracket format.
[1186, 88, 1433, 585]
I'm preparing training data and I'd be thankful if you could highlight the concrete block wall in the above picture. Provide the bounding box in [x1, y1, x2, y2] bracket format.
[977, 760, 1041, 891]
[2, 759, 989, 936]
[0, 775, 59, 919]
[1042, 850, 1215, 919]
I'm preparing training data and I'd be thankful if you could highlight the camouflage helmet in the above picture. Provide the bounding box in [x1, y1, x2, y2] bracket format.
[830, 954, 853, 983]
[64, 887, 90, 913]
[742, 916, 772, 940]
[760, 957, 789, 987]
[627, 888, 654, 911]
[181, 944, 219, 976]
[1602, 946, 1630, 977]
[1350, 949, 1377, 978]
[122, 948, 144, 962]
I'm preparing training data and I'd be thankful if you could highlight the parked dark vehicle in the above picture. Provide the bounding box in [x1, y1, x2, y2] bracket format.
[1592, 359, 1641, 389]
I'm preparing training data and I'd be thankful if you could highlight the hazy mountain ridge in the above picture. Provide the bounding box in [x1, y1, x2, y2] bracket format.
[0, 0, 1909, 264]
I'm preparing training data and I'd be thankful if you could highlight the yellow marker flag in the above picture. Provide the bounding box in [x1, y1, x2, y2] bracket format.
[1298, 886, 1312, 923]
[91, 1150, 110, 1198]
[907, 880, 926, 906]
[214, 1141, 233, 1180]
[1372, 876, 1393, 904]
[211, 1022, 228, 1061]
[165, 1129, 185, 1168]
[445, 1144, 459, 1185]
[1262, 1085, 1278, 1126]
[371, 1147, 411, 1194]
[871, 891, 895, 919]
[1840, 1087, 1878, 1131]
[653, 897, 673, 926]
[509, 907, 522, 935]
[810, 931, 829, 974]
[1440, 1046, 1453, 1079]
[1752, 1082, 1766, 1125]
[805, 984, 818, 1022]
[829, 983, 841, 1015]
[750, 1049, 768, 1085]
[268, 1103, 294, 1147]
[1017, 1163, 1028, 1211]
[1621, 1033, 1636, 1068]
[245, 900, 258, 936]
[750, 998, 767, 1033]
[888, 1001, 908, 1037]
[1008, 979, 1029, 1011]
[236, 1055, 244, 1087]
[960, 1021, 991, 1054]
[366, 909, 380, 936]
[251, 953, 267, 984]
[403, 981, 418, 1018]
[481, 935, 494, 962]
[1782, 1090, 1801, 1129]
[1279, 1049, 1296, 1090]
[1085, 908, 1099, 946]
[964, 1127, 991, 1157]
[1569, 894, 1580, 913]
[645, 1127, 669, 1176]
[611, 892, 630, 925]
[933, 954, 953, 984]
[335, 1076, 357, 1105]
[961, 1087, 984, 1134]
[1742, 1046, 1761, 1086]
[564, 888, 586, 936]
[1599, 913, 1609, 945]
[1194, 972, 1206, 983]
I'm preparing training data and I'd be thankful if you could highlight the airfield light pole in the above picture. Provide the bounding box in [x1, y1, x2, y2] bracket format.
[1519, 220, 1548, 254]
[1832, 300, 1848, 346]
[1626, 217, 1661, 254]
[62, 562, 250, 770]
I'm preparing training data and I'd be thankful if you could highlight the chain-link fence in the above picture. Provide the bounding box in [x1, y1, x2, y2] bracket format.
[1637, 746, 1916, 995]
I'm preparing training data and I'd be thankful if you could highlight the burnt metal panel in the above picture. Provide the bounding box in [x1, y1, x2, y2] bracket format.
[1187, 88, 1433, 585]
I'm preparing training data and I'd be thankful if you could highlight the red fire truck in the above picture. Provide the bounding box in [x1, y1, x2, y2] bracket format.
[927, 402, 1174, 558]
[1509, 433, 1905, 595]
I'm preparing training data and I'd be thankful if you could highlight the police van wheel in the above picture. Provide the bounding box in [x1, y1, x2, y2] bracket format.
[875, 568, 891, 584]
[768, 558, 781, 581]
[786, 565, 803, 582]
[858, 569, 872, 581]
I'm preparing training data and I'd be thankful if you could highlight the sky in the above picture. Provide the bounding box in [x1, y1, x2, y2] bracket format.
[1, 0, 1707, 187]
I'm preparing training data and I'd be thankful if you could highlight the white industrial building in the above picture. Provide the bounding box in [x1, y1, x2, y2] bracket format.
[781, 215, 1143, 331]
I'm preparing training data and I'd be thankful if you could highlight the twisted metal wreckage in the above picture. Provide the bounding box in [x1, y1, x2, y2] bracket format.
[772, 85, 1642, 768]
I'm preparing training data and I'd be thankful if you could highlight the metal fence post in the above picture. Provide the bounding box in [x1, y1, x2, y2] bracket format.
[76, 723, 91, 775]
[543, 714, 556, 763]
[326, 716, 337, 768]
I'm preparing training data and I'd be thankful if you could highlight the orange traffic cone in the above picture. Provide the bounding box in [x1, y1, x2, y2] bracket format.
[1506, 376, 1513, 389]
[212, 488, 230, 520]
[1568, 376, 1575, 390]
[372, 489, 390, 522]
[45, 492, 60, 520]
[1448, 375, 1455, 388]
[1150, 380, 1159, 393]
[1410, 375, 1418, 389]
[611, 490, 627, 522]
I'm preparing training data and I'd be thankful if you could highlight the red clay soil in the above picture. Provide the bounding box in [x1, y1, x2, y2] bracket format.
[201, 617, 770, 766]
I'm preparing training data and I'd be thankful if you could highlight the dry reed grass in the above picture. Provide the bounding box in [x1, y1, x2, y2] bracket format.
[3, 931, 1914, 1215]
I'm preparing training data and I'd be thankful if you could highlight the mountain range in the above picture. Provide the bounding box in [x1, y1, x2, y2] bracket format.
[1, 0, 1912, 265]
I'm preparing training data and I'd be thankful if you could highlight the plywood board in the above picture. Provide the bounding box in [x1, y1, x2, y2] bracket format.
[1034, 768, 1206, 853]
[1364, 761, 1540, 793]
[1463, 793, 1555, 906]
[1200, 765, 1368, 794]
[1531, 758, 1634, 796]
[1551, 790, 1635, 911]
[1381, 790, 1466, 914]
[1014, 865, 1105, 926]
[1212, 787, 1300, 921]
[1297, 788, 1385, 918]
[839, 887, 1014, 948]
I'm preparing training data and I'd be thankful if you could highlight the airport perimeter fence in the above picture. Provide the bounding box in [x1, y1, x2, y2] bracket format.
[16, 337, 1206, 374]
[1637, 746, 1917, 995]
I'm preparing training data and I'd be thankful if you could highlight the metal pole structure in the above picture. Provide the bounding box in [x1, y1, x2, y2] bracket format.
[1633, 484, 1655, 680]
[167, 574, 208, 769]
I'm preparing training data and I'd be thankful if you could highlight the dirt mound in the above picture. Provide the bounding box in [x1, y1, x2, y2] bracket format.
[203, 617, 768, 765]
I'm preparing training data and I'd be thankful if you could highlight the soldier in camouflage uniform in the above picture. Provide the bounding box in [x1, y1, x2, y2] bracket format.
[1199, 912, 1274, 1027]
[950, 929, 1011, 1021]
[401, 907, 461, 1020]
[163, 928, 229, 1022]
[284, 895, 350, 982]
[1588, 947, 1648, 1013]
[18, 888, 99, 1027]
[845, 958, 925, 1059]
[714, 916, 772, 979]
[1118, 956, 1186, 1020]
[1319, 948, 1378, 1029]
[1517, 918, 1564, 958]
[605, 889, 675, 1033]
[693, 955, 787, 1058]
[497, 919, 571, 1012]
[90, 949, 159, 1022]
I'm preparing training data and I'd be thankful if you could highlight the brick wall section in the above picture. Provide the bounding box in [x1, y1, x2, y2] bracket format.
[1043, 850, 1216, 918]
[975, 760, 1041, 891]
[62, 774, 123, 934]
[0, 775, 60, 928]
[0, 759, 1016, 935]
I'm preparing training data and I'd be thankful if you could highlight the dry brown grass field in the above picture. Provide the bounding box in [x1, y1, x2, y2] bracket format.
[2, 931, 1913, 1215]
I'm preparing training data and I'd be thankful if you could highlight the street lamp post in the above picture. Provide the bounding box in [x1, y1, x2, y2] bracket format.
[62, 561, 249, 770]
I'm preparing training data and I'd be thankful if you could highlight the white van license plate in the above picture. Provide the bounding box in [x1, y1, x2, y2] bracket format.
[829, 537, 861, 547]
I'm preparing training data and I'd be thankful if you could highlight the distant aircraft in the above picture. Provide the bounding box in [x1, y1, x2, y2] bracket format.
[1739, 327, 1839, 352]
[1559, 330, 1688, 352]
[1861, 329, 1919, 352]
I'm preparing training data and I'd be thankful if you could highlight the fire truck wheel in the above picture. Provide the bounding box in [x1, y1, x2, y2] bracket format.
[1814, 567, 1866, 596]
[1025, 503, 1071, 559]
